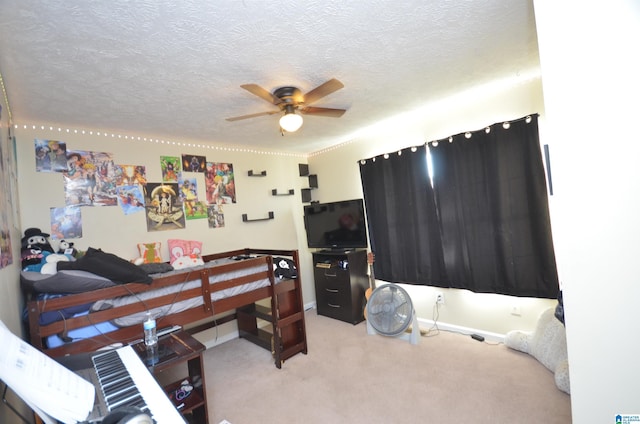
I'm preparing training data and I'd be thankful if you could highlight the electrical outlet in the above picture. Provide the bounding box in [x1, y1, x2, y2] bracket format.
[435, 292, 444, 305]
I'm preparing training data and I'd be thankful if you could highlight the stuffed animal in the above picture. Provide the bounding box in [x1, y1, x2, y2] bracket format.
[23, 251, 72, 274]
[57, 239, 78, 257]
[41, 252, 72, 274]
[21, 227, 54, 252]
[21, 228, 54, 269]
[22, 249, 48, 272]
[504, 308, 570, 394]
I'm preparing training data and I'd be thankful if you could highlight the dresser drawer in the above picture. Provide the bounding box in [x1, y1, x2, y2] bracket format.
[313, 250, 368, 325]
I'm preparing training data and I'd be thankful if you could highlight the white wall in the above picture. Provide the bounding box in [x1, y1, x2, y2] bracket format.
[308, 75, 557, 337]
[534, 1, 640, 422]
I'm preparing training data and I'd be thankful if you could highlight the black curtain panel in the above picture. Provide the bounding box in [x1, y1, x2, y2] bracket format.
[359, 146, 449, 287]
[429, 115, 559, 298]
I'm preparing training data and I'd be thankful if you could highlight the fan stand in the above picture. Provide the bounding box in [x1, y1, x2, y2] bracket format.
[366, 309, 420, 345]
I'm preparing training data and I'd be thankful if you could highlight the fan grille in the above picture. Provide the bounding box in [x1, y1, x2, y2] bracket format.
[367, 284, 413, 336]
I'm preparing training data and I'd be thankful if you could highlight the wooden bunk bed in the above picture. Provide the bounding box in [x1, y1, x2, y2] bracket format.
[24, 248, 307, 369]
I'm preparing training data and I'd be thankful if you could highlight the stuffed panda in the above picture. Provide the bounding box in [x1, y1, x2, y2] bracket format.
[57, 239, 78, 257]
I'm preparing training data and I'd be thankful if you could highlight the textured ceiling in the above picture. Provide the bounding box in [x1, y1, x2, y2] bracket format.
[0, 0, 540, 154]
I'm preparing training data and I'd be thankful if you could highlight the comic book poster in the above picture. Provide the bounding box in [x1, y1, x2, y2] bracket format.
[207, 204, 225, 228]
[145, 183, 185, 231]
[34, 139, 68, 172]
[114, 164, 147, 187]
[50, 206, 82, 239]
[181, 154, 206, 173]
[160, 156, 181, 182]
[205, 162, 236, 204]
[116, 185, 146, 215]
[64, 150, 117, 206]
[178, 177, 207, 220]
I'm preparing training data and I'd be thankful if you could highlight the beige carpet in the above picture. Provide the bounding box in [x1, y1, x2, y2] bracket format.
[202, 310, 571, 424]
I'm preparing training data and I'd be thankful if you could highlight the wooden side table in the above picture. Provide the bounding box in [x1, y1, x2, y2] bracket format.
[132, 331, 208, 424]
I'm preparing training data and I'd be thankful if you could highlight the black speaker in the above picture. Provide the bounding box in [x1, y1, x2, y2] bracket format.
[101, 406, 153, 424]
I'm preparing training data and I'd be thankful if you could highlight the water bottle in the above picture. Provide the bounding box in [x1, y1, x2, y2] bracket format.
[143, 312, 157, 347]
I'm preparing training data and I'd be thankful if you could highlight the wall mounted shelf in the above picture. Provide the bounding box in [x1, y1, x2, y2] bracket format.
[242, 211, 274, 222]
[301, 188, 313, 203]
[248, 170, 267, 177]
[299, 163, 318, 203]
[272, 189, 294, 196]
[298, 164, 309, 177]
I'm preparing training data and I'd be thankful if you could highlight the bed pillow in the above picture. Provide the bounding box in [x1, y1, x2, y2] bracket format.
[137, 242, 162, 263]
[21, 269, 116, 294]
[172, 255, 205, 270]
[168, 239, 203, 264]
[57, 247, 152, 285]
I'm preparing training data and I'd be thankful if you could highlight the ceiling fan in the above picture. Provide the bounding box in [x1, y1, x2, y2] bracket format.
[226, 78, 346, 133]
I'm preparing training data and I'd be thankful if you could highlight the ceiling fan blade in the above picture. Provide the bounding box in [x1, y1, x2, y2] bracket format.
[226, 110, 281, 122]
[303, 78, 344, 106]
[240, 84, 283, 105]
[300, 106, 346, 118]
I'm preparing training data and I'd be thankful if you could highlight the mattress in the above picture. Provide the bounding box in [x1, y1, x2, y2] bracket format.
[90, 257, 272, 327]
[32, 255, 274, 348]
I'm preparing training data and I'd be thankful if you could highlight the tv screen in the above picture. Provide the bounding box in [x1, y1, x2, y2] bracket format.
[303, 199, 368, 249]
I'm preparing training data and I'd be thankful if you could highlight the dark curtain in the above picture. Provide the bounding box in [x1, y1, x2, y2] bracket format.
[429, 115, 559, 298]
[359, 146, 448, 286]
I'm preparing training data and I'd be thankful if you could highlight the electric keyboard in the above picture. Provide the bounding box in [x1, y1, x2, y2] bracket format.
[78, 345, 186, 423]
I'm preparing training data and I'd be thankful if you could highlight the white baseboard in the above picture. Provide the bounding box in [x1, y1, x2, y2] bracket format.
[416, 317, 505, 343]
[304, 301, 503, 343]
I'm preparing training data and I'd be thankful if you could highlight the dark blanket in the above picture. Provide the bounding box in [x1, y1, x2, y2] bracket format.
[57, 247, 152, 284]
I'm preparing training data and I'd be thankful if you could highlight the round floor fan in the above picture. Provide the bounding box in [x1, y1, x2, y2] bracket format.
[366, 283, 420, 345]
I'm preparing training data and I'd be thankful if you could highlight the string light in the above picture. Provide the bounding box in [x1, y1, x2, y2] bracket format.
[0, 71, 13, 123]
[431, 141, 439, 147]
[502, 122, 511, 129]
[465, 132, 472, 139]
[13, 123, 306, 157]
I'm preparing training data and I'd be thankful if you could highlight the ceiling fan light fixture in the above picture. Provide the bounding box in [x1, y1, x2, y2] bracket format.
[279, 107, 303, 132]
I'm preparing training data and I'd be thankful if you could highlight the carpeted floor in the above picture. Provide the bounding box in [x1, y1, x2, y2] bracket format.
[200, 309, 571, 424]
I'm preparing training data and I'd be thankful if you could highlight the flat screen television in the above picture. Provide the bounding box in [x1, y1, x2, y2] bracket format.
[303, 198, 368, 249]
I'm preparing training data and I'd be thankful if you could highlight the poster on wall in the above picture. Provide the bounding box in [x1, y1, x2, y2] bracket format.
[207, 204, 225, 228]
[49, 206, 82, 239]
[116, 185, 146, 215]
[0, 228, 12, 268]
[160, 156, 181, 182]
[114, 164, 147, 188]
[144, 183, 185, 231]
[182, 154, 206, 173]
[34, 139, 68, 172]
[205, 162, 236, 204]
[63, 150, 117, 206]
[179, 177, 207, 220]
[0, 104, 15, 268]
[114, 164, 147, 205]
